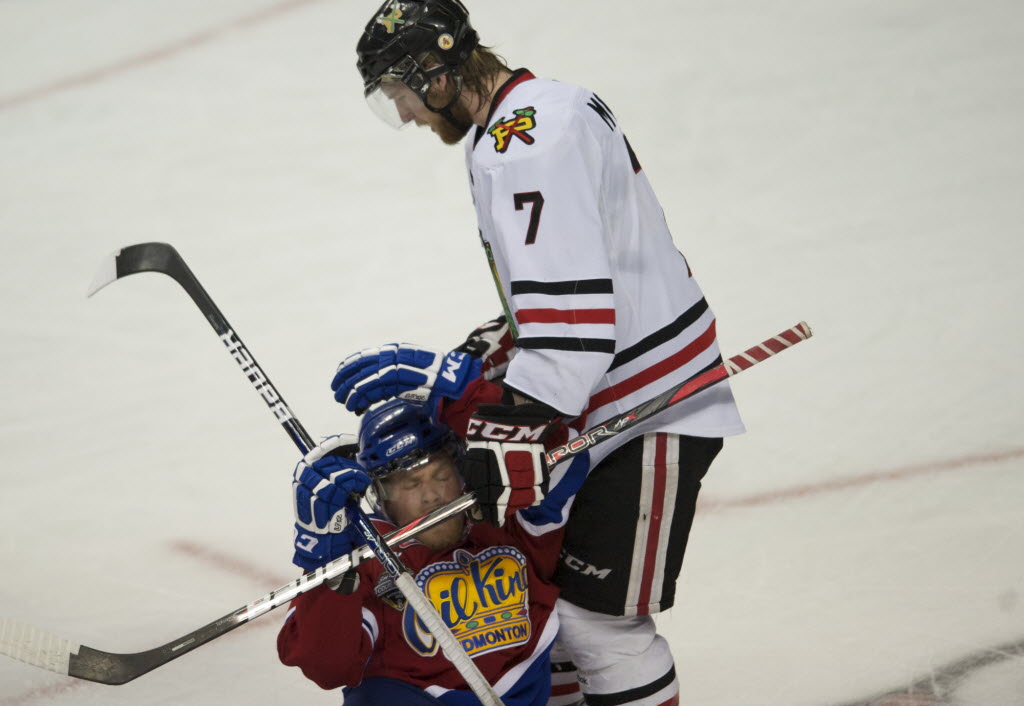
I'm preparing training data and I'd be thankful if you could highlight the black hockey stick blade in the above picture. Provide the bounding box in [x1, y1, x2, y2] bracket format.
[0, 611, 245, 685]
[87, 242, 176, 296]
[87, 242, 228, 336]
[89, 242, 313, 452]
[0, 493, 477, 684]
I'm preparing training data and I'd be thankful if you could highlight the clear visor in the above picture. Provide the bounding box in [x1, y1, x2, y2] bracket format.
[367, 443, 462, 505]
[366, 73, 429, 130]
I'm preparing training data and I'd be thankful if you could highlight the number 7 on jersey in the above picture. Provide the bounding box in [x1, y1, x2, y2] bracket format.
[513, 191, 545, 245]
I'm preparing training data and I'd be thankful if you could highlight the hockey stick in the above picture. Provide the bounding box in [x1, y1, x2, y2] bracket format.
[543, 321, 813, 467]
[87, 242, 309, 451]
[85, 243, 504, 703]
[0, 243, 812, 687]
[0, 494, 475, 685]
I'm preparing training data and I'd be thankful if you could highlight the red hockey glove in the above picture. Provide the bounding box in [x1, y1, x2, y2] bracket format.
[454, 315, 515, 382]
[462, 403, 566, 527]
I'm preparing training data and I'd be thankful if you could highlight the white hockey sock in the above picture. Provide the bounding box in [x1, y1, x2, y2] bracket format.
[548, 638, 583, 706]
[555, 599, 679, 706]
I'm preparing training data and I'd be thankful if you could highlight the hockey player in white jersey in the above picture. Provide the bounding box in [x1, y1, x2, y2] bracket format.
[337, 2, 746, 704]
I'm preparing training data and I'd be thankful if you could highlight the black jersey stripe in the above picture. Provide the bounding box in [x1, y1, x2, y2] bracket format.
[624, 135, 643, 174]
[510, 279, 614, 296]
[608, 298, 710, 371]
[583, 666, 676, 706]
[517, 337, 616, 354]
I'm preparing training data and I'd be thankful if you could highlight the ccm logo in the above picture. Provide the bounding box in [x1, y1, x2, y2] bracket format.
[467, 418, 546, 442]
[561, 550, 612, 579]
[440, 353, 465, 384]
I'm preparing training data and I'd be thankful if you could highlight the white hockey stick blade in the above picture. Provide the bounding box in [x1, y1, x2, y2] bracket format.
[0, 619, 79, 676]
[86, 248, 122, 298]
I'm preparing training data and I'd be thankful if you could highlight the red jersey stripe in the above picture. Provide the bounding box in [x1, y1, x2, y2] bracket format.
[516, 308, 616, 325]
[550, 682, 581, 696]
[581, 320, 718, 422]
[636, 433, 668, 615]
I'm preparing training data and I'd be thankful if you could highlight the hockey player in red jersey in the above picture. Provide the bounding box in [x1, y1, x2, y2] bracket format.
[334, 2, 747, 704]
[278, 398, 583, 704]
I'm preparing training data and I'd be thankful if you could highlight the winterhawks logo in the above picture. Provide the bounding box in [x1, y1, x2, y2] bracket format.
[376, 4, 405, 34]
[402, 546, 531, 658]
[489, 108, 537, 153]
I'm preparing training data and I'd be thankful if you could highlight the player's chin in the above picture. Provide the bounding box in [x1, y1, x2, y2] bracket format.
[418, 515, 465, 550]
[432, 121, 471, 146]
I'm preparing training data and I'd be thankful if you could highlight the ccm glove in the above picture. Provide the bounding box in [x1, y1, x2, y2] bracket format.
[292, 434, 371, 572]
[331, 343, 482, 414]
[454, 315, 516, 382]
[462, 403, 566, 527]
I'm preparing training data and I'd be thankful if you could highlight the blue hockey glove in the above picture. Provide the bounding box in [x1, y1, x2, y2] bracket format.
[331, 343, 482, 414]
[292, 434, 371, 572]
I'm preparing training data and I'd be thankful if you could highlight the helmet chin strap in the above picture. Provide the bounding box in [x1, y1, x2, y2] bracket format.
[438, 104, 472, 131]
[424, 72, 472, 131]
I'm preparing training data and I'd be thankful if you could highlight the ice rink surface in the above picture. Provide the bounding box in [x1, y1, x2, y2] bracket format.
[1, 1, 1022, 704]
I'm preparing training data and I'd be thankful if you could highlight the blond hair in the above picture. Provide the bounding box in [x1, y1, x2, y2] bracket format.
[458, 46, 511, 99]
[423, 45, 511, 112]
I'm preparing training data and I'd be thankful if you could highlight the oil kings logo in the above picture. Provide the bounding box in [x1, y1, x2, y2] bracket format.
[402, 546, 531, 658]
[489, 107, 537, 153]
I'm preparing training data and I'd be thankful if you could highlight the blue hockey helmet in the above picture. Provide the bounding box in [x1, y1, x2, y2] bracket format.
[357, 399, 461, 481]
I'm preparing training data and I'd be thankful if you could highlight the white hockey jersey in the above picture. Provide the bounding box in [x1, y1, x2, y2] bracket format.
[465, 70, 744, 465]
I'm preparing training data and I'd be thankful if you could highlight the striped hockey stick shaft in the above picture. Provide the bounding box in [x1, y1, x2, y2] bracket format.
[722, 321, 814, 376]
[545, 322, 813, 467]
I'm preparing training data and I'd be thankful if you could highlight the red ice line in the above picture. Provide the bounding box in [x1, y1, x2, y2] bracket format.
[1, 618, 281, 706]
[698, 446, 1024, 513]
[4, 540, 286, 705]
[0, 681, 81, 706]
[168, 539, 291, 587]
[6, 446, 1022, 704]
[0, 0, 325, 111]
[172, 447, 1024, 580]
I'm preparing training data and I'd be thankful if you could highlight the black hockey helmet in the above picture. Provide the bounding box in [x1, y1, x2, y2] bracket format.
[356, 0, 479, 127]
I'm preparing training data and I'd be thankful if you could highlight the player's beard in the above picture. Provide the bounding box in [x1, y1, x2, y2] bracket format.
[424, 84, 474, 145]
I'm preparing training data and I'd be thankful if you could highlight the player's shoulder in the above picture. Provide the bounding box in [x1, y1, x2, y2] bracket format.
[505, 75, 587, 115]
[471, 74, 602, 165]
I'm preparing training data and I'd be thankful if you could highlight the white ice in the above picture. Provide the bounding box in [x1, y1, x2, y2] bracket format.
[1, 1, 1022, 705]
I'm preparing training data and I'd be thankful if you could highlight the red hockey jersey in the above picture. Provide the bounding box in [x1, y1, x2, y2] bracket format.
[277, 512, 563, 699]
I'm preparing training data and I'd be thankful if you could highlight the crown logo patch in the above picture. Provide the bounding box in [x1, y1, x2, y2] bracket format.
[402, 546, 531, 658]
